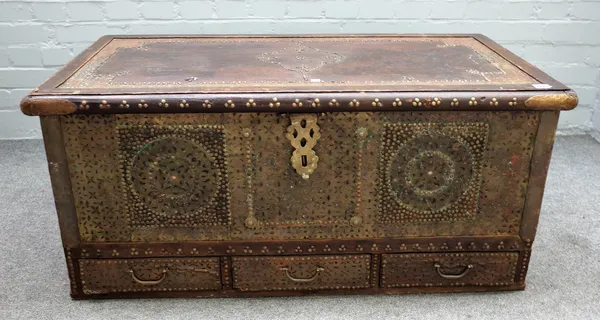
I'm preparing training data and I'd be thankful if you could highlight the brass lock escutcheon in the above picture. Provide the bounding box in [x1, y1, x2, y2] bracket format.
[286, 114, 321, 180]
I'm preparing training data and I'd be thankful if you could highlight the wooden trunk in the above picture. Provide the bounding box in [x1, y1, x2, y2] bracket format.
[21, 34, 577, 299]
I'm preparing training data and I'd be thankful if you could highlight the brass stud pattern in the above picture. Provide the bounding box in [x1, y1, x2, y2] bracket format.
[351, 127, 368, 227]
[224, 100, 235, 108]
[292, 99, 303, 107]
[378, 122, 489, 223]
[137, 100, 148, 108]
[329, 99, 339, 107]
[269, 98, 280, 108]
[385, 245, 392, 252]
[372, 98, 382, 107]
[159, 99, 168, 108]
[311, 98, 320, 107]
[79, 101, 89, 110]
[243, 127, 257, 229]
[508, 97, 518, 107]
[518, 250, 531, 284]
[371, 254, 380, 287]
[430, 97, 441, 106]
[202, 100, 212, 108]
[221, 257, 232, 288]
[119, 100, 130, 109]
[65, 248, 77, 295]
[179, 100, 189, 108]
[392, 98, 402, 107]
[246, 99, 256, 108]
[99, 100, 110, 109]
[489, 98, 499, 106]
[411, 98, 422, 107]
[82, 239, 520, 259]
[469, 97, 478, 106]
[116, 124, 231, 228]
[349, 99, 360, 107]
[338, 245, 347, 252]
[451, 98, 459, 107]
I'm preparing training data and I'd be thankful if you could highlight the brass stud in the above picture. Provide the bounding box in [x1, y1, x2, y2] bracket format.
[202, 100, 212, 108]
[349, 99, 360, 107]
[451, 98, 459, 107]
[119, 100, 129, 108]
[269, 97, 280, 108]
[100, 100, 110, 109]
[246, 99, 256, 108]
[469, 97, 478, 106]
[79, 100, 89, 110]
[311, 98, 320, 108]
[159, 99, 169, 108]
[225, 100, 235, 108]
[372, 98, 382, 107]
[489, 97, 499, 106]
[292, 99, 303, 107]
[431, 97, 441, 106]
[179, 100, 189, 108]
[138, 100, 148, 108]
[392, 98, 402, 107]
[329, 99, 339, 107]
[508, 97, 518, 106]
[412, 98, 422, 107]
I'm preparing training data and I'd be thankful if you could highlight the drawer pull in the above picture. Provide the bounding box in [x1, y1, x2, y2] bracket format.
[279, 266, 325, 283]
[434, 263, 473, 280]
[128, 268, 168, 285]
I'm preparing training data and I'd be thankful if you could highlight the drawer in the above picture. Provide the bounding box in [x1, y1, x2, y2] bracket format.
[381, 253, 518, 288]
[232, 255, 371, 292]
[79, 258, 221, 294]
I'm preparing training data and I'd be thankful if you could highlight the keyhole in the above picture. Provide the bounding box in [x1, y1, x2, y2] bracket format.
[301, 155, 308, 167]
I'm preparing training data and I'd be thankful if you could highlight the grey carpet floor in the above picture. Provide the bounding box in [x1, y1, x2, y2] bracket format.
[0, 136, 599, 320]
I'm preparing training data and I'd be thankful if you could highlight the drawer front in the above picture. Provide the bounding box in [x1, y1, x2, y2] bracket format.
[381, 253, 518, 288]
[232, 255, 371, 291]
[79, 258, 221, 294]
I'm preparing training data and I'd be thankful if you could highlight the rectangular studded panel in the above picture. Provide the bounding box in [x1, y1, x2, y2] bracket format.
[380, 253, 519, 288]
[61, 111, 538, 242]
[231, 255, 371, 291]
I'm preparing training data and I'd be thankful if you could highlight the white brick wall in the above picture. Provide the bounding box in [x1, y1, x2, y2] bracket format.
[0, 0, 599, 139]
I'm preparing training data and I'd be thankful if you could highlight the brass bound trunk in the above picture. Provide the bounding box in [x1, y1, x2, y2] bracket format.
[21, 34, 578, 299]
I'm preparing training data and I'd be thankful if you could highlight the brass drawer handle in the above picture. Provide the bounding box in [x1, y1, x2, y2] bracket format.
[128, 268, 168, 285]
[434, 263, 473, 280]
[279, 266, 325, 283]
